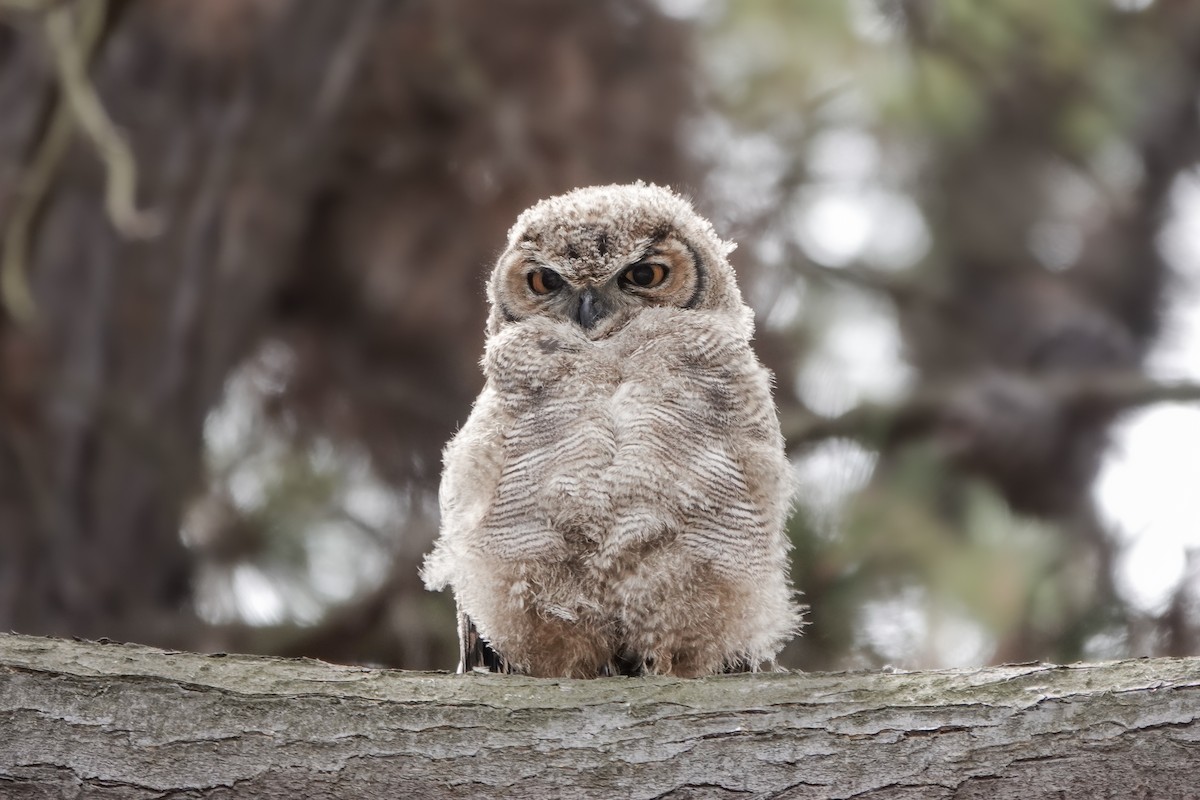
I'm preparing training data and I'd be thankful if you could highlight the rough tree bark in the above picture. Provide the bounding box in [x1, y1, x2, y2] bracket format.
[1, 633, 1197, 799]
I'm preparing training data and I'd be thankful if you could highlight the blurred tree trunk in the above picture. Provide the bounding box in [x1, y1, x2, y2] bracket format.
[2, 633, 1199, 799]
[0, 1, 389, 645]
[0, 0, 698, 664]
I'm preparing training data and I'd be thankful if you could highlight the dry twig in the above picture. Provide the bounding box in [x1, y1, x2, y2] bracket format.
[1, 0, 159, 323]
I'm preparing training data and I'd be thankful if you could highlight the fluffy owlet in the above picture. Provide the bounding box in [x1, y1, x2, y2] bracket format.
[421, 183, 801, 678]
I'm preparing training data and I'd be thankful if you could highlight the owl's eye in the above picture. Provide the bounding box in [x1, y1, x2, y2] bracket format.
[528, 269, 564, 295]
[621, 263, 668, 289]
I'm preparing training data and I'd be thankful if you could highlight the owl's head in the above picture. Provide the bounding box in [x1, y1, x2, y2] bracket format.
[486, 183, 743, 338]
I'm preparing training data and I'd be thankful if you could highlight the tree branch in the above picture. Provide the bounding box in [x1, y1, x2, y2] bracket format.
[0, 0, 158, 324]
[786, 371, 1200, 449]
[41, 0, 160, 240]
[1, 633, 1198, 798]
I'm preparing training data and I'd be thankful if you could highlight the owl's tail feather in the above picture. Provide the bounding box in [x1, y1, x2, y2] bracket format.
[458, 610, 514, 674]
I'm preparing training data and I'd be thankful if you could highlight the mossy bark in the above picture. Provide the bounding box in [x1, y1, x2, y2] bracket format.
[1, 633, 1197, 798]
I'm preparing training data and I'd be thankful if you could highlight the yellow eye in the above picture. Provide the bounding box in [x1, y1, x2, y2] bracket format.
[621, 263, 668, 289]
[528, 268, 564, 295]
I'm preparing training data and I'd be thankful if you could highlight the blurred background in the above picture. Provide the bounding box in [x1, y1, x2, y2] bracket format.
[1, 0, 1199, 672]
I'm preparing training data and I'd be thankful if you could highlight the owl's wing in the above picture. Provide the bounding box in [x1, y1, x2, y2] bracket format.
[423, 387, 505, 585]
[425, 385, 535, 673]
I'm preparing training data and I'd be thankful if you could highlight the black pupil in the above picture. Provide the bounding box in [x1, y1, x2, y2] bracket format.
[630, 264, 656, 286]
[537, 270, 562, 291]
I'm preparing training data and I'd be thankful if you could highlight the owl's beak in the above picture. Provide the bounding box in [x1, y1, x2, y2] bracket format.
[574, 288, 608, 330]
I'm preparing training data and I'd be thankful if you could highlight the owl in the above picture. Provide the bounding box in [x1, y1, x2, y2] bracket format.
[421, 182, 801, 678]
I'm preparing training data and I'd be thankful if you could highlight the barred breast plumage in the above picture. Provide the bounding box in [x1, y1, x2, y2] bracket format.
[421, 183, 801, 677]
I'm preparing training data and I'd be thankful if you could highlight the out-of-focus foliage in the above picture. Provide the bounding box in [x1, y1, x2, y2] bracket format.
[1, 0, 1198, 671]
[696, 0, 1200, 668]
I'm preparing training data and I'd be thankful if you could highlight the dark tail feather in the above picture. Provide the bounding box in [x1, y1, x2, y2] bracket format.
[458, 610, 511, 673]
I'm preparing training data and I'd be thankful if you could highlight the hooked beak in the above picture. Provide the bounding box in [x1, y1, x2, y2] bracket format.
[574, 287, 608, 330]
